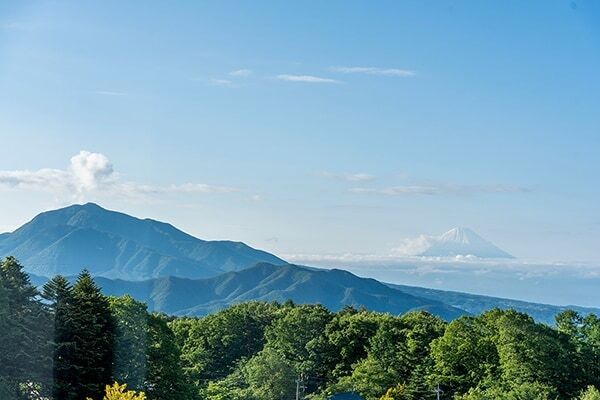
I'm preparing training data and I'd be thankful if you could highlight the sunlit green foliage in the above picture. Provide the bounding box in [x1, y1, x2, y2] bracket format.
[1, 260, 600, 400]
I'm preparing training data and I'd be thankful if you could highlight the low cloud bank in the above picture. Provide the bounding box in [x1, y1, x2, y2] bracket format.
[283, 254, 600, 307]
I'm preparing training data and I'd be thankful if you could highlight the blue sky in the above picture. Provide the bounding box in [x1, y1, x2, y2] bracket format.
[1, 0, 599, 265]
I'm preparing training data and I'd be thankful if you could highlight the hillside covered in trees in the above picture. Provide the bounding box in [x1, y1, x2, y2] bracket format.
[1, 256, 600, 400]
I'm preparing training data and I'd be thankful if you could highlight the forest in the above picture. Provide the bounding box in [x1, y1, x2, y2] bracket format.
[1, 256, 599, 400]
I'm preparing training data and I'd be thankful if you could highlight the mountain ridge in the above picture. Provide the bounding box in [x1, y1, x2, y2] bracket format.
[28, 263, 467, 320]
[0, 203, 285, 279]
[385, 282, 599, 325]
[26, 264, 599, 325]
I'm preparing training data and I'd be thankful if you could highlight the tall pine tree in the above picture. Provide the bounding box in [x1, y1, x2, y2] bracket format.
[71, 270, 115, 400]
[43, 275, 77, 400]
[0, 256, 52, 399]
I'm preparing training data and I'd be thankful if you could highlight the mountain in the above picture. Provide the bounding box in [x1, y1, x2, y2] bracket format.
[30, 263, 467, 320]
[27, 263, 598, 324]
[7, 204, 595, 324]
[417, 227, 514, 258]
[0, 203, 285, 279]
[387, 283, 600, 325]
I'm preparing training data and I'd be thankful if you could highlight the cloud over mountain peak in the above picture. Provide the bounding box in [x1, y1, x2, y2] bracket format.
[394, 227, 514, 259]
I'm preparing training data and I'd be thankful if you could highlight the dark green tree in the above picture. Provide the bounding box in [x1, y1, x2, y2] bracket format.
[146, 313, 192, 400]
[429, 314, 499, 397]
[581, 314, 600, 387]
[43, 275, 77, 400]
[325, 308, 382, 379]
[71, 270, 115, 400]
[0, 276, 12, 398]
[0, 256, 52, 399]
[331, 311, 445, 400]
[265, 304, 333, 378]
[109, 295, 148, 391]
[242, 347, 297, 400]
[556, 310, 600, 389]
[172, 301, 279, 387]
[494, 310, 580, 399]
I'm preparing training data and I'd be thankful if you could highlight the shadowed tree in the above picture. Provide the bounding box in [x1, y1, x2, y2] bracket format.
[43, 275, 77, 400]
[109, 296, 148, 392]
[71, 270, 115, 400]
[0, 256, 52, 399]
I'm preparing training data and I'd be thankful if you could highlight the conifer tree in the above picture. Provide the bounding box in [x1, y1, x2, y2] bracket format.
[0, 256, 52, 399]
[71, 270, 115, 400]
[43, 275, 77, 400]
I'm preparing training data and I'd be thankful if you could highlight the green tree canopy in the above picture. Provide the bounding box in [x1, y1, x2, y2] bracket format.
[109, 296, 149, 391]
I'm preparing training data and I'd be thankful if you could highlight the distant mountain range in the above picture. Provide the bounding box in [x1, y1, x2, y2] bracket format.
[386, 283, 599, 325]
[31, 263, 466, 320]
[27, 264, 599, 324]
[408, 227, 514, 258]
[6, 203, 598, 324]
[0, 203, 284, 279]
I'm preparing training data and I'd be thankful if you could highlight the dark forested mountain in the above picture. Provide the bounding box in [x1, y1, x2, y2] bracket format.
[29, 263, 598, 324]
[31, 263, 467, 320]
[0, 203, 285, 280]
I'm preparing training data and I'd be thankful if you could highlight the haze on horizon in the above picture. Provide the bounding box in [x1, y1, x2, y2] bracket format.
[0, 1, 599, 268]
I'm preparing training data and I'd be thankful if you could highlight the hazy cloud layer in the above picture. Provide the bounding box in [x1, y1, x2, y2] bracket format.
[210, 78, 233, 87]
[0, 151, 237, 201]
[229, 69, 252, 77]
[319, 171, 375, 182]
[276, 74, 341, 84]
[351, 183, 532, 196]
[282, 254, 600, 306]
[331, 66, 415, 77]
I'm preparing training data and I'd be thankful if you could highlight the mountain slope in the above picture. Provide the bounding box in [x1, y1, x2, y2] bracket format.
[30, 263, 466, 320]
[387, 283, 600, 325]
[0, 203, 285, 279]
[418, 227, 514, 258]
[27, 264, 598, 324]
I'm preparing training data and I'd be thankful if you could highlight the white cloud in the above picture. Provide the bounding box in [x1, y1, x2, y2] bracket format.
[0, 151, 237, 201]
[276, 74, 341, 84]
[319, 171, 375, 182]
[393, 234, 433, 256]
[210, 78, 233, 86]
[230, 69, 252, 77]
[351, 183, 531, 196]
[0, 168, 71, 191]
[70, 151, 115, 192]
[117, 182, 237, 196]
[331, 66, 416, 77]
